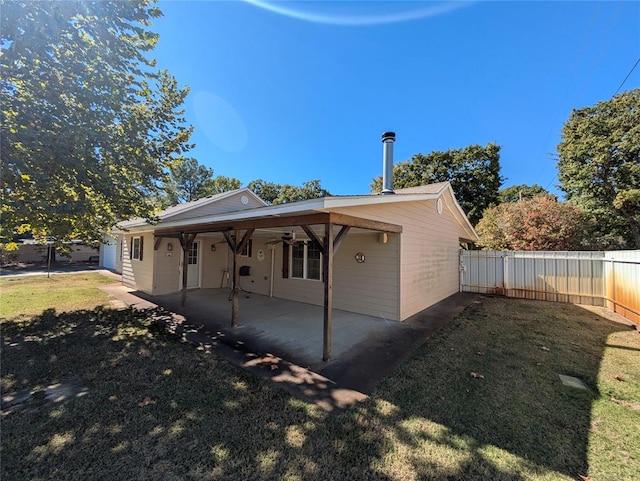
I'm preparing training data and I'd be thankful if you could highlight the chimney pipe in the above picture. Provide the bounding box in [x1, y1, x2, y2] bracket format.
[381, 131, 396, 195]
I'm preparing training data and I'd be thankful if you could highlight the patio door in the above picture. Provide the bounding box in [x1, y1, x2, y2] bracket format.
[186, 241, 200, 288]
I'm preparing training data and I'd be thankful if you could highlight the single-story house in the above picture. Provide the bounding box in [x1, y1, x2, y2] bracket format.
[103, 182, 477, 359]
[101, 132, 478, 360]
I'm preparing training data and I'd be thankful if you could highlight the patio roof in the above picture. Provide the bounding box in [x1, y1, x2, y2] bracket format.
[154, 211, 402, 237]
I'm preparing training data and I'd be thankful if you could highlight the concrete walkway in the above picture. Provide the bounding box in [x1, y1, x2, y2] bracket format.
[100, 283, 480, 411]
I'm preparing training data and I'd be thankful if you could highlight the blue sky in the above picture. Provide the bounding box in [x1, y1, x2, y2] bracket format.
[152, 1, 639, 197]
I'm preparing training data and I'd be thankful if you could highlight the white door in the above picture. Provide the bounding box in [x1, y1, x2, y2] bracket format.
[101, 242, 116, 270]
[187, 241, 200, 288]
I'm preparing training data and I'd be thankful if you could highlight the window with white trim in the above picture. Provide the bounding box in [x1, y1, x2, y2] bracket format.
[131, 236, 143, 260]
[291, 241, 321, 280]
[187, 242, 198, 265]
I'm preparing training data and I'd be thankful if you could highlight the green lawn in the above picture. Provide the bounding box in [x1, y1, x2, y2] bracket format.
[0, 273, 119, 319]
[1, 275, 638, 480]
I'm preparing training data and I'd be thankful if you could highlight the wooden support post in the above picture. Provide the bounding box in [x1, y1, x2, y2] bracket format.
[323, 222, 334, 362]
[231, 229, 240, 327]
[179, 233, 196, 307]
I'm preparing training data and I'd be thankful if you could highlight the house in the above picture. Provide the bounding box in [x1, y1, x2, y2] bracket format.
[102, 133, 478, 360]
[3, 239, 98, 265]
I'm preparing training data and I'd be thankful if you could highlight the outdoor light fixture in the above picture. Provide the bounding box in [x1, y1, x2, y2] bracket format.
[355, 252, 366, 263]
[211, 244, 216, 252]
[167, 242, 173, 251]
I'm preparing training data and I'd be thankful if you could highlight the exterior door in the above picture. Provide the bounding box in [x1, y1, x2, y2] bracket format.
[101, 242, 116, 270]
[187, 241, 200, 288]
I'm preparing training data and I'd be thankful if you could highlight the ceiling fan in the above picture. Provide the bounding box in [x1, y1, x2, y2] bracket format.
[282, 231, 299, 245]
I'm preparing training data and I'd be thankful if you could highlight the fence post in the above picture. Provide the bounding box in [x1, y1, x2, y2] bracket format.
[503, 254, 509, 297]
[611, 258, 616, 314]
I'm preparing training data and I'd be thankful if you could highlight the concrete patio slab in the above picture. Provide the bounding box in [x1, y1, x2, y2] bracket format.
[133, 288, 412, 368]
[101, 284, 481, 410]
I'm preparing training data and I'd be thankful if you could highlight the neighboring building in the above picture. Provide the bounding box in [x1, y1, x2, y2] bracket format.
[2, 240, 98, 265]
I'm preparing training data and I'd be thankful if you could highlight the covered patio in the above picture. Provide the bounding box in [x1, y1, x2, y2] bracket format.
[139, 287, 413, 368]
[153, 210, 403, 361]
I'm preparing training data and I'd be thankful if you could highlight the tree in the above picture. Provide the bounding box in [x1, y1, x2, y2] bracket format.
[1, 0, 193, 249]
[247, 179, 330, 205]
[557, 89, 640, 249]
[499, 184, 550, 203]
[370, 143, 503, 225]
[476, 195, 590, 251]
[162, 157, 215, 205]
[209, 175, 242, 195]
[159, 157, 241, 206]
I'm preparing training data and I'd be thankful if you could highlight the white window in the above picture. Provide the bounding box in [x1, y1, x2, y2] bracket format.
[187, 242, 198, 265]
[131, 236, 143, 261]
[291, 241, 321, 280]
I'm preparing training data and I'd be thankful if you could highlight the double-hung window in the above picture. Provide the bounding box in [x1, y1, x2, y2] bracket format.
[291, 241, 321, 280]
[131, 236, 143, 261]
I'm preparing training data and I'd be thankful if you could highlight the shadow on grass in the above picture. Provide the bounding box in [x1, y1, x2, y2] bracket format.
[374, 298, 636, 479]
[1, 306, 392, 480]
[0, 299, 635, 480]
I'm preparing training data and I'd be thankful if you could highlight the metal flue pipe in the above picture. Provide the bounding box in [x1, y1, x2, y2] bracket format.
[381, 131, 396, 195]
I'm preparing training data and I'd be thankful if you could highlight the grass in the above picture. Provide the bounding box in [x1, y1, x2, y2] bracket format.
[0, 273, 119, 319]
[1, 275, 638, 480]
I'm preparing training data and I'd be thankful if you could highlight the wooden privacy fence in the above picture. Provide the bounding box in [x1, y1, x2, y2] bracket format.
[460, 250, 640, 323]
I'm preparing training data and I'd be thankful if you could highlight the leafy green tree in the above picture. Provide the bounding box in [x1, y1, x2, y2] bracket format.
[246, 180, 282, 205]
[499, 184, 550, 203]
[161, 157, 215, 205]
[159, 157, 242, 207]
[371, 143, 503, 225]
[476, 195, 590, 251]
[1, 0, 193, 248]
[209, 175, 242, 195]
[557, 89, 640, 249]
[247, 179, 330, 205]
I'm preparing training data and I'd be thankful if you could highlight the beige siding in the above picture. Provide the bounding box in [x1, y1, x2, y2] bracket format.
[152, 237, 180, 294]
[200, 237, 229, 289]
[167, 192, 263, 222]
[198, 235, 273, 295]
[272, 243, 324, 305]
[333, 232, 400, 320]
[333, 194, 464, 320]
[122, 233, 154, 293]
[269, 232, 400, 319]
[237, 238, 273, 296]
[114, 234, 124, 274]
[397, 198, 461, 320]
[150, 235, 276, 296]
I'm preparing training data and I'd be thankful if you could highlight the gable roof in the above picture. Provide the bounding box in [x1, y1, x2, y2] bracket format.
[392, 182, 450, 195]
[118, 188, 266, 229]
[123, 182, 478, 242]
[156, 188, 266, 219]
